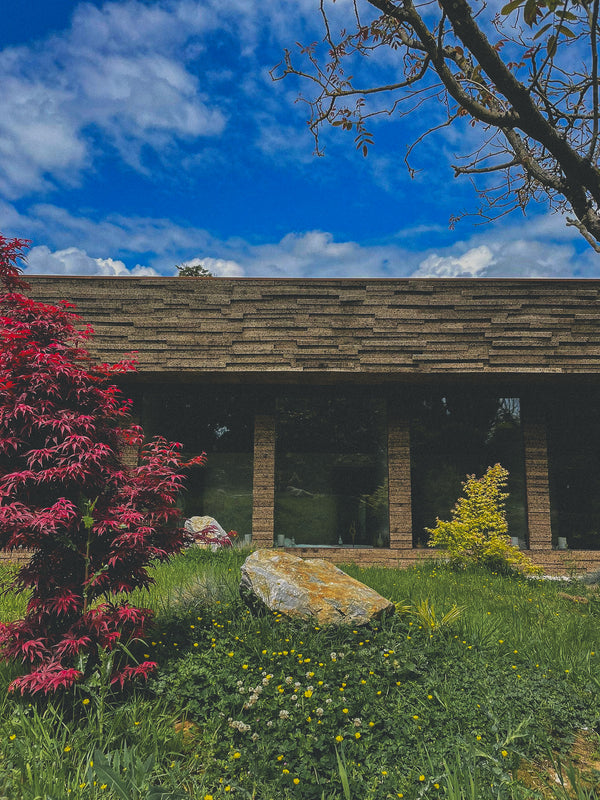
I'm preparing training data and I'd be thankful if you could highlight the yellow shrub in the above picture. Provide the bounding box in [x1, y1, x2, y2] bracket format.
[426, 464, 542, 576]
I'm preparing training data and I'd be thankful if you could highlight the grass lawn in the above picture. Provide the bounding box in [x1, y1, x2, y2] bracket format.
[0, 551, 599, 799]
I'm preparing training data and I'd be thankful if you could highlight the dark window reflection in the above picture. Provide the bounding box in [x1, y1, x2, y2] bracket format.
[410, 394, 527, 547]
[547, 390, 600, 550]
[138, 385, 254, 536]
[275, 390, 389, 548]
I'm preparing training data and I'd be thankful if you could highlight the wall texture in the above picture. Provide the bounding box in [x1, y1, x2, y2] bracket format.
[27, 277, 600, 376]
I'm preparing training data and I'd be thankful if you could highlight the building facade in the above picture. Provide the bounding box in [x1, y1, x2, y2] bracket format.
[27, 276, 600, 573]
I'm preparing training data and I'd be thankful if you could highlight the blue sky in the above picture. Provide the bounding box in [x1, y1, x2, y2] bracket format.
[0, 0, 596, 278]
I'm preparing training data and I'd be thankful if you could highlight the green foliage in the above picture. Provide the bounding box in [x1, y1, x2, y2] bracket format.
[175, 262, 212, 277]
[412, 599, 464, 633]
[91, 747, 188, 799]
[0, 554, 599, 798]
[426, 464, 542, 576]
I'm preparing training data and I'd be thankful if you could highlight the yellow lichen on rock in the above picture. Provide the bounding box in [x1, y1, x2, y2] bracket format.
[239, 550, 394, 626]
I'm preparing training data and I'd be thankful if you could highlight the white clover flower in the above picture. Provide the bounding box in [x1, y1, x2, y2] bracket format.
[316, 708, 324, 717]
[251, 733, 259, 742]
[353, 718, 362, 727]
[291, 694, 298, 701]
[228, 720, 251, 733]
[279, 710, 290, 719]
[285, 677, 293, 684]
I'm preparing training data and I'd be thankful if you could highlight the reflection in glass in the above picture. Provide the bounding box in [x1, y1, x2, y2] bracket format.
[410, 394, 527, 547]
[547, 390, 600, 550]
[275, 391, 389, 547]
[139, 385, 254, 536]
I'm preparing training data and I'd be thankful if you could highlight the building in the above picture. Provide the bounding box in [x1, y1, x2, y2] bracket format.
[28, 276, 600, 573]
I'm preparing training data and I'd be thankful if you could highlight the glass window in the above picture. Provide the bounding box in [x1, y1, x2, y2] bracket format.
[274, 390, 389, 548]
[139, 385, 254, 537]
[410, 393, 527, 547]
[547, 390, 600, 550]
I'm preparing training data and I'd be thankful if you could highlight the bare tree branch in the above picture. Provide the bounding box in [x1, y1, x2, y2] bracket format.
[277, 0, 600, 249]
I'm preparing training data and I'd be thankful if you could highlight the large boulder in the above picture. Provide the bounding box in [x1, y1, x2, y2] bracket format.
[239, 549, 394, 626]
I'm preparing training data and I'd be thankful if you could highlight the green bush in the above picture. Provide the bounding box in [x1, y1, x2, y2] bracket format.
[426, 464, 542, 576]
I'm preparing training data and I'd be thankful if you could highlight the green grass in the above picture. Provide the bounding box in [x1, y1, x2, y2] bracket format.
[0, 551, 599, 799]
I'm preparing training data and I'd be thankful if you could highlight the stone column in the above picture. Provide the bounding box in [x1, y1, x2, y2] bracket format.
[388, 415, 413, 549]
[521, 398, 553, 550]
[252, 414, 276, 548]
[121, 444, 140, 469]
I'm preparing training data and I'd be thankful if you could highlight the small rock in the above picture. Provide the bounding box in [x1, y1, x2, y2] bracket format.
[184, 516, 231, 548]
[239, 549, 394, 626]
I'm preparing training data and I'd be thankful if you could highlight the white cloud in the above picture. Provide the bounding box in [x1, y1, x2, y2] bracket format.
[4, 203, 216, 266]
[24, 245, 158, 276]
[234, 230, 412, 277]
[0, 0, 339, 198]
[411, 212, 597, 278]
[0, 1, 228, 196]
[4, 201, 598, 280]
[414, 245, 495, 277]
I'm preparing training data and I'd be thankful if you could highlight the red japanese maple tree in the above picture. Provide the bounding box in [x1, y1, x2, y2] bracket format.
[0, 234, 204, 694]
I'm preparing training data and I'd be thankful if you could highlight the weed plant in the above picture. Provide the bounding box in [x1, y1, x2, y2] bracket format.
[0, 552, 598, 799]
